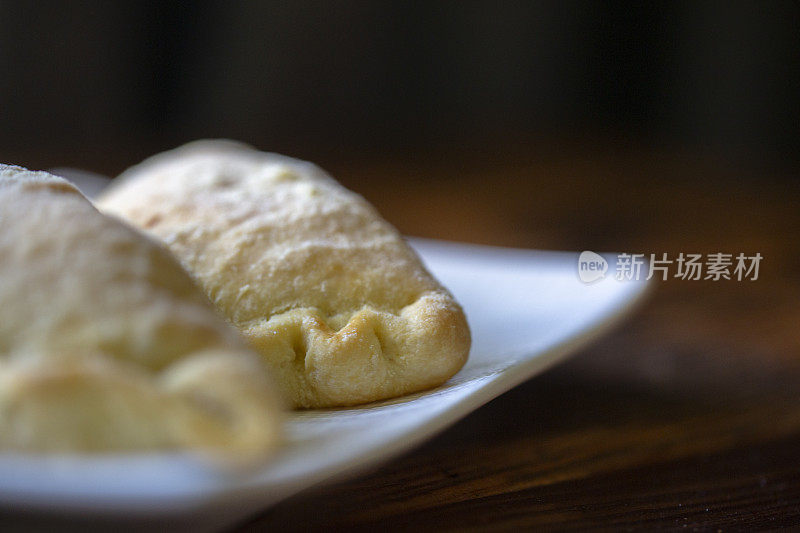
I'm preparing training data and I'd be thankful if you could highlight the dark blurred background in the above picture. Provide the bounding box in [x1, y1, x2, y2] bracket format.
[1, 1, 799, 178]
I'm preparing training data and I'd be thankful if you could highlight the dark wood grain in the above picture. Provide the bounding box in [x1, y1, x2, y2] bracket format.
[234, 146, 800, 531]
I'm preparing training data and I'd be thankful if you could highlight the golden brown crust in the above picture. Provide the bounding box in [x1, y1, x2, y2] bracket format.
[99, 141, 470, 408]
[0, 165, 282, 459]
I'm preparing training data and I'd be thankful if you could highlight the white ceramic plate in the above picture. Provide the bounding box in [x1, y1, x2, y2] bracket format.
[0, 234, 650, 530]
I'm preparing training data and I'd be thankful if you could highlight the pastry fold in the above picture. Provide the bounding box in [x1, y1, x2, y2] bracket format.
[0, 165, 282, 460]
[99, 141, 470, 408]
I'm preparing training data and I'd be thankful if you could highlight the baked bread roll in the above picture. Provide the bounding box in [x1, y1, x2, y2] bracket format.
[99, 140, 470, 408]
[0, 165, 282, 460]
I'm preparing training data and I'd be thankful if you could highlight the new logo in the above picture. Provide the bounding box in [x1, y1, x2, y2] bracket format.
[578, 251, 608, 283]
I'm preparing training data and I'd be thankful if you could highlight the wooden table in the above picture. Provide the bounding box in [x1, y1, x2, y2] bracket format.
[6, 142, 797, 530]
[235, 144, 800, 530]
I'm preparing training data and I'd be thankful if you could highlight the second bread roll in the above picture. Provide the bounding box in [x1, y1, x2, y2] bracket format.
[99, 140, 470, 408]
